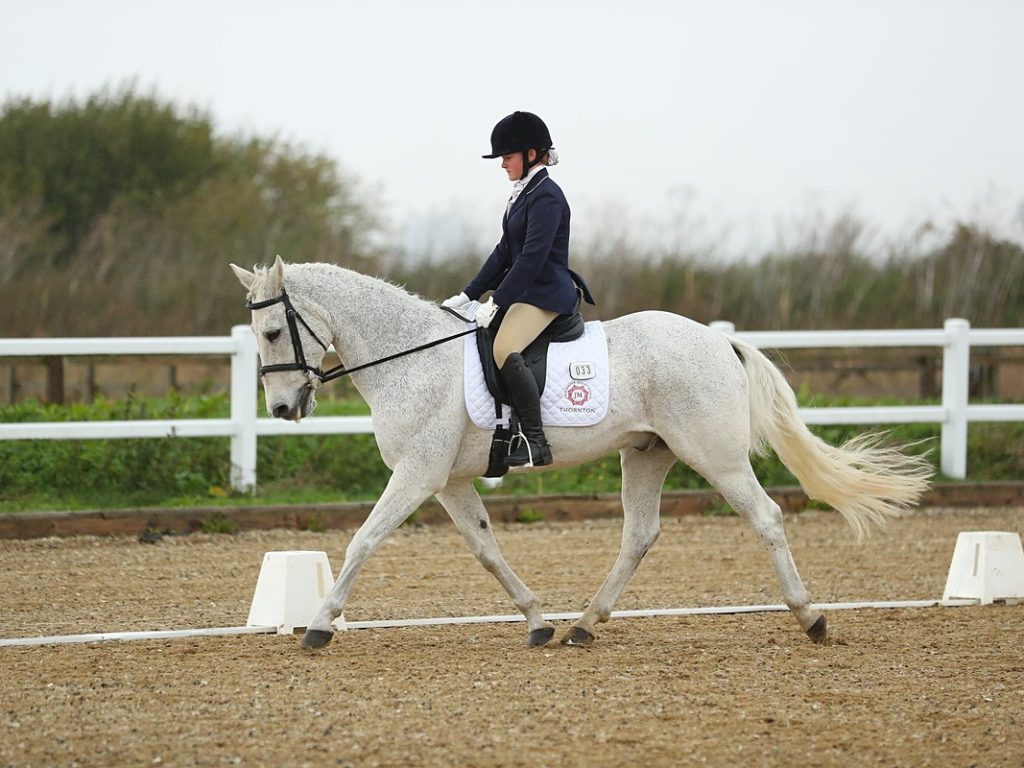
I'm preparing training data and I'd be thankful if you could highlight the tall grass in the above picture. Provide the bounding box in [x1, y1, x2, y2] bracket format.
[394, 221, 1024, 331]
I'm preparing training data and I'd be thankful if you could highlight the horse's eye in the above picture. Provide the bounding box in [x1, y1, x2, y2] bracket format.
[265, 329, 282, 343]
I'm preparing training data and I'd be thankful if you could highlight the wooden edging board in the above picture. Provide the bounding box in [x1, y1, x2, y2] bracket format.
[1, 482, 1022, 540]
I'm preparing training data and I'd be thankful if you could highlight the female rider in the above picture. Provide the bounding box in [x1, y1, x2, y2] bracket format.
[443, 111, 595, 467]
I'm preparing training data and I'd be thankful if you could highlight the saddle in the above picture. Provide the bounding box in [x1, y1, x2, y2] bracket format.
[471, 303, 584, 479]
[475, 307, 586, 404]
[444, 294, 598, 481]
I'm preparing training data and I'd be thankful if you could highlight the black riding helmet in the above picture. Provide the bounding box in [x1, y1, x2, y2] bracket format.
[482, 111, 553, 175]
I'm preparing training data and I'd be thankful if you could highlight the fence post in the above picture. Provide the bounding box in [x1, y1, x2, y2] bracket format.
[230, 325, 259, 492]
[941, 318, 970, 479]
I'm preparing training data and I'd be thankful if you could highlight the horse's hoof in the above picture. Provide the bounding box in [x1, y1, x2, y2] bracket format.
[561, 626, 595, 647]
[527, 626, 555, 648]
[300, 628, 334, 650]
[806, 615, 827, 644]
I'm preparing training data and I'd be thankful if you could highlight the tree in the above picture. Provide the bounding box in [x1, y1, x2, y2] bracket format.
[0, 85, 383, 336]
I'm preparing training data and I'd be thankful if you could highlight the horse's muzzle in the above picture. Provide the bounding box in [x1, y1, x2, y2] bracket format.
[271, 385, 317, 422]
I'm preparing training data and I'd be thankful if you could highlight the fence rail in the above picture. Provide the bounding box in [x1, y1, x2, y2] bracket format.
[1, 319, 1022, 491]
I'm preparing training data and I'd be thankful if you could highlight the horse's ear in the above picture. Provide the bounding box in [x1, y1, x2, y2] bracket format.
[230, 263, 256, 290]
[269, 255, 286, 293]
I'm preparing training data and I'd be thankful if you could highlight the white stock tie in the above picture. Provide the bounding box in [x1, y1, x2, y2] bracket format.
[507, 179, 529, 214]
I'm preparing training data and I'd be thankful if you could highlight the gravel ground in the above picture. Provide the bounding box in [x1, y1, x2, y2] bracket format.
[1, 505, 1023, 767]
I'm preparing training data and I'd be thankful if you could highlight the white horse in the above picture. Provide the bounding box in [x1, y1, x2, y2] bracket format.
[231, 256, 932, 650]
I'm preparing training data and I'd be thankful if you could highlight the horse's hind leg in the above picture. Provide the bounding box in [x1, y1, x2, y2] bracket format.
[562, 442, 677, 647]
[436, 480, 557, 647]
[707, 464, 826, 643]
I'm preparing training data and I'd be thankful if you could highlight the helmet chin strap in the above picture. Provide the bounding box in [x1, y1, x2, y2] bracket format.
[520, 148, 543, 179]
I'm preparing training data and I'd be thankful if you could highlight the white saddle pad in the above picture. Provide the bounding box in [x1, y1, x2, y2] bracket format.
[460, 303, 610, 430]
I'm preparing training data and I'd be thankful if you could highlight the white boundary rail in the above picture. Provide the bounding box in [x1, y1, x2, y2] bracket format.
[1, 318, 1022, 490]
[0, 598, 982, 648]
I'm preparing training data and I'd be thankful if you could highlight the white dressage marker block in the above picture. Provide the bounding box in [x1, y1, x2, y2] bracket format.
[246, 551, 335, 634]
[942, 532, 1024, 605]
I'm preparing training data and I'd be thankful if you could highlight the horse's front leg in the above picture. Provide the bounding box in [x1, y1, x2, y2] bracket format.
[301, 470, 438, 649]
[436, 479, 557, 647]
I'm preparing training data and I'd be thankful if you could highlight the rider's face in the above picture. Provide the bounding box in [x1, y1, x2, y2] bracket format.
[500, 149, 536, 181]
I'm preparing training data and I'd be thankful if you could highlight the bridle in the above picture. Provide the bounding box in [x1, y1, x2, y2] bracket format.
[246, 289, 335, 384]
[245, 289, 477, 386]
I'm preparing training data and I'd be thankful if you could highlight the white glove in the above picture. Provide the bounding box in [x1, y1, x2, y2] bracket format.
[474, 298, 499, 328]
[441, 291, 470, 309]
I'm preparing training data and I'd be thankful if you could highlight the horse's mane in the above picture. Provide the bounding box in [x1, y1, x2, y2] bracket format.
[248, 260, 435, 308]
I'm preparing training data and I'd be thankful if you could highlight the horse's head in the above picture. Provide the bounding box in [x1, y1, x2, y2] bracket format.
[230, 256, 329, 422]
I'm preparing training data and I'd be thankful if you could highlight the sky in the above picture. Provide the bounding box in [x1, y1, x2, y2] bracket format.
[3, 0, 1023, 261]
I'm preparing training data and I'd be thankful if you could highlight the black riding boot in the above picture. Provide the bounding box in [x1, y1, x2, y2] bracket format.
[499, 353, 553, 467]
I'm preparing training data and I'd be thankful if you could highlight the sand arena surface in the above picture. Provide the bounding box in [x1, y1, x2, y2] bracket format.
[2, 506, 1023, 767]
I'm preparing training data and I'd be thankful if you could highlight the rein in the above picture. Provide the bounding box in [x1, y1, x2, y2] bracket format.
[246, 290, 477, 384]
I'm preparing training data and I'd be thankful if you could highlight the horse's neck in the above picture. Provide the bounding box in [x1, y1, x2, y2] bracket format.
[289, 264, 456, 400]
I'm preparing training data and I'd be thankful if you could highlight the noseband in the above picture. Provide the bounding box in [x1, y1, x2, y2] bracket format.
[246, 290, 477, 385]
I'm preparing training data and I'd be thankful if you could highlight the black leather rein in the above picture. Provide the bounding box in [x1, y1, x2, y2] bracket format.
[245, 290, 477, 384]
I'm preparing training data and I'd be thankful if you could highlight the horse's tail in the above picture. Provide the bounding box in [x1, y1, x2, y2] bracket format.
[729, 337, 933, 540]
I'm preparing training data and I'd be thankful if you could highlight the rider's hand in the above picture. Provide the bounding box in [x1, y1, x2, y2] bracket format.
[441, 292, 470, 309]
[474, 298, 499, 328]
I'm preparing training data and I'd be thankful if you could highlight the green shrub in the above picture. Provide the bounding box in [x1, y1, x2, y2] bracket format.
[515, 508, 545, 524]
[0, 392, 1020, 513]
[199, 514, 239, 535]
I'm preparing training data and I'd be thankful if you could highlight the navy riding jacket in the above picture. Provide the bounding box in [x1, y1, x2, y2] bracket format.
[464, 168, 595, 315]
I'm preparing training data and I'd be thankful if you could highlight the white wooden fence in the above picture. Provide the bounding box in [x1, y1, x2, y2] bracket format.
[1, 319, 1022, 491]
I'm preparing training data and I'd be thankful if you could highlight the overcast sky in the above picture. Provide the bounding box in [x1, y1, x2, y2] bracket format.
[4, 0, 1023, 260]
